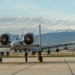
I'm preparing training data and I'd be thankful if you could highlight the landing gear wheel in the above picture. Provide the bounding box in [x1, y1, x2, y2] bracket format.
[38, 51, 43, 62]
[0, 57, 2, 63]
[39, 56, 43, 62]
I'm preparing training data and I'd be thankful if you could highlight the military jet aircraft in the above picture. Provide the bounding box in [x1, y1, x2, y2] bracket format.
[0, 25, 75, 63]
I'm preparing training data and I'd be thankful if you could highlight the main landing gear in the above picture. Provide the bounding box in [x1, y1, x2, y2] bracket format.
[24, 51, 28, 62]
[0, 52, 3, 63]
[24, 51, 43, 62]
[38, 51, 43, 62]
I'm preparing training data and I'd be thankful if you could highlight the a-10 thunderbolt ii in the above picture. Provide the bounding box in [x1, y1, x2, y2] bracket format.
[0, 25, 75, 63]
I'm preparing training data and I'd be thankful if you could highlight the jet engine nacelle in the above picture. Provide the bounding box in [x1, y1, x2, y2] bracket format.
[0, 33, 13, 45]
[24, 33, 34, 45]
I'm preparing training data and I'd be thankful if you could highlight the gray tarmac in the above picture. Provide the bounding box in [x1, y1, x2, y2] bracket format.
[0, 57, 75, 75]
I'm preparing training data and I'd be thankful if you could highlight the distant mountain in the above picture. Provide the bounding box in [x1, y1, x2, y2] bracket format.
[35, 31, 75, 45]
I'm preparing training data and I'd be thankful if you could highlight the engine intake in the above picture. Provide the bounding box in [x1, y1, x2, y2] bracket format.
[24, 33, 34, 45]
[0, 34, 10, 45]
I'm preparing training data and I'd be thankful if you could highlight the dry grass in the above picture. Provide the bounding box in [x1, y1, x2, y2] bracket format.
[3, 50, 75, 58]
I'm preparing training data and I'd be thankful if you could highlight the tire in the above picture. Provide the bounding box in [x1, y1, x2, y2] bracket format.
[39, 56, 43, 62]
[0, 57, 2, 62]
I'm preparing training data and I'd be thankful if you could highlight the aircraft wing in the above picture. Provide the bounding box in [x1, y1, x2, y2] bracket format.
[0, 42, 75, 51]
[0, 44, 39, 48]
[41, 42, 75, 49]
[14, 44, 39, 49]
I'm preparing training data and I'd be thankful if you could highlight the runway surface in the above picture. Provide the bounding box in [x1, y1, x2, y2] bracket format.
[0, 57, 75, 75]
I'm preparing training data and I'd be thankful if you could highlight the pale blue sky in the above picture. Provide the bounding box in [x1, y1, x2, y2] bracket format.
[0, 0, 75, 34]
[0, 0, 75, 20]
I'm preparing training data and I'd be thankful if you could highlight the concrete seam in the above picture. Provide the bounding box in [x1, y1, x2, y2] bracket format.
[64, 58, 74, 75]
[11, 62, 37, 75]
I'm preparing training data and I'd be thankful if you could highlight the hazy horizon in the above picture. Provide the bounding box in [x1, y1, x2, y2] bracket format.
[0, 0, 75, 34]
